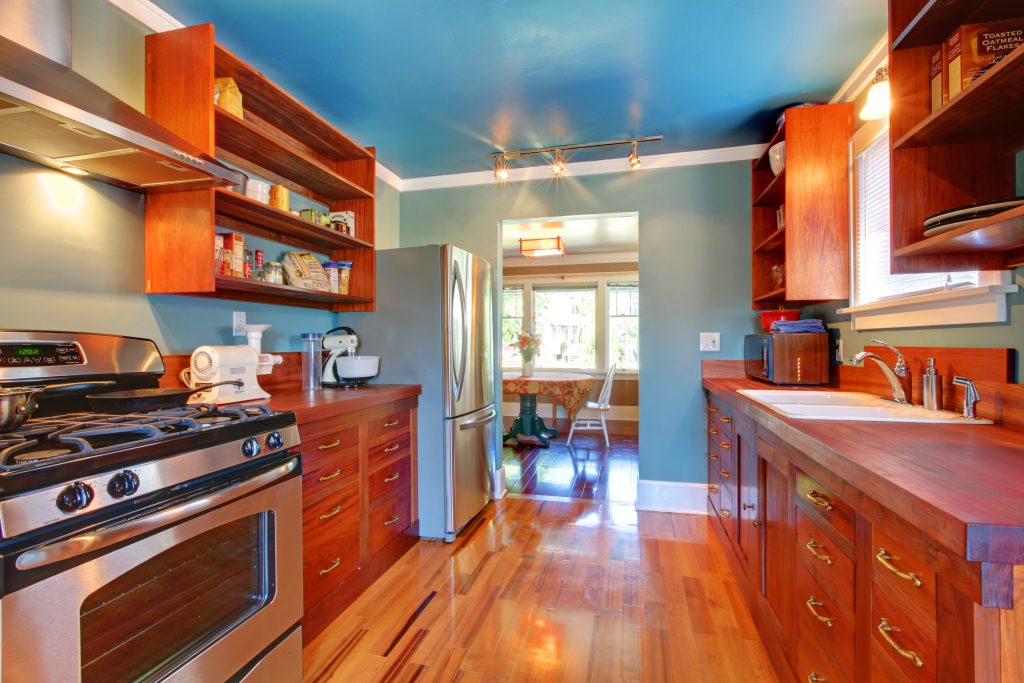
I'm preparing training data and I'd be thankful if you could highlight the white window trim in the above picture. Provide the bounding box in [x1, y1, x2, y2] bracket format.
[502, 273, 639, 376]
[840, 120, 1018, 331]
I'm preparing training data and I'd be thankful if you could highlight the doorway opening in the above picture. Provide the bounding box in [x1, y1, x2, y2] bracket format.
[498, 212, 639, 503]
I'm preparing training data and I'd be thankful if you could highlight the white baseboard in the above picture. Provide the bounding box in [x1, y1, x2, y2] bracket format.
[493, 465, 507, 500]
[635, 480, 708, 515]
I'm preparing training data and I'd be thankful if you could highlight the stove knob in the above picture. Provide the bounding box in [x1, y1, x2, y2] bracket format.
[265, 431, 284, 451]
[241, 437, 261, 458]
[57, 482, 94, 513]
[108, 470, 141, 498]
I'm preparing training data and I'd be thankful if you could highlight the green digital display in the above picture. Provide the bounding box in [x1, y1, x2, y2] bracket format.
[16, 348, 41, 356]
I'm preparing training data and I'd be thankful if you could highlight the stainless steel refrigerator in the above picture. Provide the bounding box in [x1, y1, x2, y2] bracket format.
[344, 245, 495, 541]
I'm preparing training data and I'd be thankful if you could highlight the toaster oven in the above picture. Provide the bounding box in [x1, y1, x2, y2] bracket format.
[744, 333, 830, 385]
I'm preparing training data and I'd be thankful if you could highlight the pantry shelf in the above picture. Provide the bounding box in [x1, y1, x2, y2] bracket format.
[891, 0, 1024, 50]
[892, 204, 1024, 264]
[753, 228, 786, 253]
[212, 275, 373, 310]
[753, 170, 786, 207]
[753, 287, 787, 303]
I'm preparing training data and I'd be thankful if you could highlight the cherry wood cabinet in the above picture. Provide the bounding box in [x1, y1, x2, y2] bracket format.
[751, 103, 853, 307]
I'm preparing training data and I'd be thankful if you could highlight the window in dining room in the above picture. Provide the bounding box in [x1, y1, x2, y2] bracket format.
[533, 285, 597, 369]
[501, 285, 524, 367]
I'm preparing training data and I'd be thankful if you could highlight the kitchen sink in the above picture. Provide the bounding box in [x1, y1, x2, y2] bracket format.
[737, 389, 992, 424]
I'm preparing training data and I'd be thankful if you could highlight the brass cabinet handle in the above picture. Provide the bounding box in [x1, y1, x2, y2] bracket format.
[708, 406, 719, 413]
[319, 505, 342, 521]
[383, 419, 401, 428]
[876, 548, 922, 587]
[709, 453, 719, 461]
[720, 470, 731, 478]
[384, 514, 401, 526]
[384, 472, 401, 483]
[721, 507, 732, 518]
[807, 674, 827, 683]
[708, 427, 719, 435]
[806, 489, 835, 511]
[805, 539, 834, 565]
[719, 440, 732, 449]
[805, 597, 834, 628]
[318, 469, 341, 482]
[384, 443, 400, 453]
[318, 439, 342, 451]
[742, 502, 755, 510]
[719, 416, 732, 424]
[877, 618, 924, 668]
[708, 485, 719, 495]
[319, 557, 341, 575]
[752, 520, 762, 528]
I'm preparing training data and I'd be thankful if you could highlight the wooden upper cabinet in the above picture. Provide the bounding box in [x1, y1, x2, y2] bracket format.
[751, 103, 853, 308]
[144, 24, 377, 311]
[888, 0, 1024, 273]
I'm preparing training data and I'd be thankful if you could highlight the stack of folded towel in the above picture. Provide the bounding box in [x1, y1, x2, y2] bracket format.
[770, 318, 826, 334]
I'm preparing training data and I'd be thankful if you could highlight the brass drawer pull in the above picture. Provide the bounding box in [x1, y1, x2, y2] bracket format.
[384, 513, 401, 526]
[318, 469, 341, 482]
[807, 674, 827, 683]
[318, 439, 342, 451]
[719, 470, 731, 478]
[384, 443, 400, 454]
[708, 427, 719, 435]
[319, 557, 341, 575]
[805, 597, 834, 628]
[709, 453, 719, 462]
[719, 440, 732, 449]
[720, 507, 732, 518]
[384, 472, 401, 483]
[877, 618, 924, 668]
[752, 520, 762, 528]
[719, 416, 733, 424]
[708, 485, 719, 495]
[876, 549, 922, 587]
[708, 406, 719, 413]
[383, 419, 401, 428]
[319, 505, 342, 521]
[742, 502, 754, 510]
[806, 489, 835, 511]
[805, 539, 834, 566]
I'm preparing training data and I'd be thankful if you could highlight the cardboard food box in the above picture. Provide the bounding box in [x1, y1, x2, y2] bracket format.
[946, 19, 1024, 99]
[220, 232, 245, 277]
[929, 45, 946, 113]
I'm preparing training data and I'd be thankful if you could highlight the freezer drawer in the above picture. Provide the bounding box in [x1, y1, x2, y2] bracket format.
[443, 405, 496, 541]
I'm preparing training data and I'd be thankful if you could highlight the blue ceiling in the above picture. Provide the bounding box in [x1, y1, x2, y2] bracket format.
[154, 0, 886, 178]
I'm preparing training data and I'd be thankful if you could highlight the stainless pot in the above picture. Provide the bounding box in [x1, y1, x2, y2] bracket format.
[0, 381, 116, 432]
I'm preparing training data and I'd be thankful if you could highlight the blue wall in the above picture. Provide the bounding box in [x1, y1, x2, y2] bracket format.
[397, 164, 753, 484]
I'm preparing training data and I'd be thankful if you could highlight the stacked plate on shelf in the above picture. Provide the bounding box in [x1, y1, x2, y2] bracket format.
[922, 197, 1024, 237]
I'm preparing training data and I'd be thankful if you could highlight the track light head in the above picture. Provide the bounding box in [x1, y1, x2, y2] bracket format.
[627, 140, 641, 170]
[493, 155, 510, 182]
[551, 149, 566, 176]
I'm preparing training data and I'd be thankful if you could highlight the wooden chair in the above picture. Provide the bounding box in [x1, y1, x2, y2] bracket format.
[567, 365, 616, 447]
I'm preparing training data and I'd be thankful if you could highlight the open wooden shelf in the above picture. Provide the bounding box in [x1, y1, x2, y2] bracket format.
[753, 228, 786, 253]
[215, 107, 373, 201]
[753, 287, 786, 303]
[214, 189, 373, 252]
[893, 204, 1024, 258]
[892, 0, 1024, 50]
[893, 44, 1024, 149]
[753, 170, 786, 207]
[212, 275, 372, 310]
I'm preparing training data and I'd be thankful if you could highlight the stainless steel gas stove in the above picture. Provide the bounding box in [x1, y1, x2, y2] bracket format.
[0, 331, 303, 683]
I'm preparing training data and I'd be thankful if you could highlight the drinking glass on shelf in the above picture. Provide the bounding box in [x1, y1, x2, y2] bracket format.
[771, 264, 785, 289]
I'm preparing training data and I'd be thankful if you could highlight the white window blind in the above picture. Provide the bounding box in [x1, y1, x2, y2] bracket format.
[854, 130, 978, 305]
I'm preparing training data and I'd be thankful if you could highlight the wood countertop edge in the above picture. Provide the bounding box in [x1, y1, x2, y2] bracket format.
[702, 377, 1024, 567]
[263, 384, 422, 421]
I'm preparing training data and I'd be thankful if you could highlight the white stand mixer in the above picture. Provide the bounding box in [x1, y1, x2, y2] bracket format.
[321, 326, 379, 388]
[184, 323, 284, 404]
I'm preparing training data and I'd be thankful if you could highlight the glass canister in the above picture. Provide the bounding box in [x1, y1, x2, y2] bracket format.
[301, 332, 323, 391]
[264, 261, 284, 284]
[337, 261, 352, 295]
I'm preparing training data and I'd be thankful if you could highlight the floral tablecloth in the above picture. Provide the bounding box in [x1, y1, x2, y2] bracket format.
[501, 371, 596, 421]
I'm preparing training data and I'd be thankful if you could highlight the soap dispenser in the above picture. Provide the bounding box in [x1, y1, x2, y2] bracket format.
[922, 358, 942, 411]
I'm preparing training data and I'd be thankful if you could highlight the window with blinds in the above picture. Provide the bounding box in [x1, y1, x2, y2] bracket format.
[854, 129, 978, 305]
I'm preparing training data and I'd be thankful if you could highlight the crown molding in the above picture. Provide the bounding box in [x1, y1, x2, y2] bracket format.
[107, 0, 185, 32]
[375, 162, 404, 191]
[831, 34, 888, 104]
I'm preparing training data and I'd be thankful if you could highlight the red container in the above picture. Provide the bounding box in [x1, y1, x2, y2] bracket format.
[758, 309, 801, 332]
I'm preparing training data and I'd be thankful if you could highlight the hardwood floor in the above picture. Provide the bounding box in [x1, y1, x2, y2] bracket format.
[502, 433, 639, 502]
[303, 496, 777, 682]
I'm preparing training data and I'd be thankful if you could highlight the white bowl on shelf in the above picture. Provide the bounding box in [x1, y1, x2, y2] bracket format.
[335, 355, 380, 380]
[768, 141, 786, 176]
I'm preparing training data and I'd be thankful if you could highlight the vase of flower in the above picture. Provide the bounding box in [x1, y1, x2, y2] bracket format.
[516, 331, 541, 377]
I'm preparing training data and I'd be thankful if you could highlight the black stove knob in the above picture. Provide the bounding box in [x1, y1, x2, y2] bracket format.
[241, 437, 261, 458]
[265, 431, 284, 451]
[108, 470, 141, 498]
[57, 482, 94, 513]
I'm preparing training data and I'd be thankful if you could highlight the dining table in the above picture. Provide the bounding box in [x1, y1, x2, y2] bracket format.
[501, 371, 595, 447]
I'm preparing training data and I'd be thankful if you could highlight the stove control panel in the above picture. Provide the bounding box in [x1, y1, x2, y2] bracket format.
[0, 342, 83, 367]
[241, 437, 261, 458]
[57, 482, 94, 513]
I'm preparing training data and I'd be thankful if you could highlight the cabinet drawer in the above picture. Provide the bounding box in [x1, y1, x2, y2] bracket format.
[870, 584, 936, 683]
[797, 612, 851, 683]
[871, 524, 936, 642]
[708, 399, 735, 439]
[303, 519, 360, 608]
[795, 469, 854, 544]
[707, 455, 721, 513]
[368, 431, 411, 470]
[795, 507, 854, 618]
[368, 408, 411, 445]
[303, 424, 359, 455]
[302, 442, 359, 502]
[303, 481, 360, 541]
[369, 488, 411, 556]
[368, 455, 411, 503]
[796, 561, 854, 672]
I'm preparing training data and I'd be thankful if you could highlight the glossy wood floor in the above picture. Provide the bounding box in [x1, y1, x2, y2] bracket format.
[502, 433, 639, 502]
[303, 497, 777, 682]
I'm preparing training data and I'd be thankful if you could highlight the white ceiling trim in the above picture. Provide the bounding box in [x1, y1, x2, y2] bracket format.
[375, 162, 404, 191]
[107, 0, 185, 32]
[831, 34, 888, 104]
[398, 143, 766, 193]
[504, 251, 639, 266]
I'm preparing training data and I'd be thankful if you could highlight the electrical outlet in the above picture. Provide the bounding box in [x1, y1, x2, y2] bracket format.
[699, 332, 721, 352]
[232, 311, 247, 337]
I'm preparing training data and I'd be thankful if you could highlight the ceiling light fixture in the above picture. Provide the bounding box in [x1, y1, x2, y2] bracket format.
[490, 135, 661, 183]
[860, 66, 890, 121]
[59, 165, 89, 177]
[519, 236, 566, 258]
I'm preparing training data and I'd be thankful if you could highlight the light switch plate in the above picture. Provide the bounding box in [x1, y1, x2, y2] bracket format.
[232, 311, 247, 337]
[699, 332, 720, 352]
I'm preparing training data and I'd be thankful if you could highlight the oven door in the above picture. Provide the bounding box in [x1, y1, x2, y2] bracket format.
[1, 457, 303, 683]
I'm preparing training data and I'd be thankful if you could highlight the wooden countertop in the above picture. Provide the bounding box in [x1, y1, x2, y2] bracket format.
[703, 376, 1024, 566]
[264, 384, 421, 423]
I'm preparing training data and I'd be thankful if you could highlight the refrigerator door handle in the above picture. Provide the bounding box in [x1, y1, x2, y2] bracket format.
[458, 408, 496, 431]
[451, 261, 468, 403]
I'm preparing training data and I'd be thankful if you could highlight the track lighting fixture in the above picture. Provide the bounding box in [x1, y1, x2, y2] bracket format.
[628, 141, 641, 170]
[489, 135, 661, 183]
[493, 155, 510, 182]
[551, 149, 566, 176]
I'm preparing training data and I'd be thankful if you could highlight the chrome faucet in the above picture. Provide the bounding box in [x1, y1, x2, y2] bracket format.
[952, 376, 981, 419]
[849, 339, 910, 404]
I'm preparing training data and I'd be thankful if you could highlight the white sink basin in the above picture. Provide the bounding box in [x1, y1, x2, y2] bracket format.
[737, 389, 992, 424]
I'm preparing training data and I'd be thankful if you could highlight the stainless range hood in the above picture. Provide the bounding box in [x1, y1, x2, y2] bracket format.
[0, 33, 240, 192]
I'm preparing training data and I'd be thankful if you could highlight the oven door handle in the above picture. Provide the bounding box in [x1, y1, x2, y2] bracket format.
[15, 457, 298, 571]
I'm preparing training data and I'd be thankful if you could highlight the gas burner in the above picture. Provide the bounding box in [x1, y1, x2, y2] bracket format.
[12, 447, 74, 463]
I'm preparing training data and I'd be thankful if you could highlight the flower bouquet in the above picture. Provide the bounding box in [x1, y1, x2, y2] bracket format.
[516, 331, 541, 376]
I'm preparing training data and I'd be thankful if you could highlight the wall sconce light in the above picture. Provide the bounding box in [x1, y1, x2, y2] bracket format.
[519, 236, 565, 258]
[860, 66, 890, 121]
